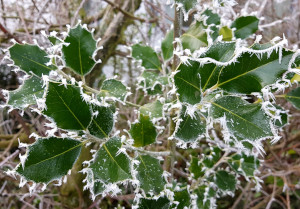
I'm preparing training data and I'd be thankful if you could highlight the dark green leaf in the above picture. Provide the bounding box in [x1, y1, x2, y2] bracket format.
[100, 79, 128, 101]
[88, 105, 114, 139]
[228, 153, 260, 177]
[195, 186, 216, 209]
[189, 156, 204, 179]
[286, 87, 300, 110]
[217, 48, 294, 94]
[173, 189, 191, 209]
[175, 0, 197, 12]
[16, 137, 82, 183]
[130, 114, 157, 147]
[231, 16, 259, 39]
[9, 43, 56, 77]
[203, 9, 221, 25]
[135, 155, 165, 194]
[175, 41, 236, 104]
[132, 44, 161, 70]
[7, 76, 44, 109]
[215, 170, 236, 192]
[174, 105, 206, 142]
[140, 100, 163, 119]
[62, 24, 97, 76]
[139, 70, 168, 95]
[89, 137, 132, 184]
[161, 29, 174, 61]
[210, 96, 272, 141]
[43, 82, 92, 130]
[138, 197, 170, 209]
[181, 21, 208, 52]
[203, 147, 222, 168]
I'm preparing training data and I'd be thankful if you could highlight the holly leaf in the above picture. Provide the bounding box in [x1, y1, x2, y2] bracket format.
[219, 26, 233, 41]
[173, 189, 191, 209]
[210, 96, 272, 141]
[135, 155, 165, 194]
[62, 24, 97, 76]
[161, 29, 174, 61]
[100, 79, 128, 101]
[132, 44, 161, 70]
[189, 156, 204, 179]
[88, 105, 114, 139]
[195, 186, 216, 209]
[174, 105, 206, 142]
[203, 9, 221, 25]
[140, 100, 163, 120]
[228, 153, 260, 177]
[175, 41, 236, 104]
[9, 43, 56, 77]
[217, 47, 294, 94]
[231, 16, 259, 39]
[215, 170, 236, 192]
[43, 82, 92, 130]
[16, 137, 82, 183]
[137, 197, 170, 209]
[89, 137, 132, 184]
[7, 76, 44, 109]
[130, 114, 157, 147]
[139, 70, 168, 95]
[181, 21, 208, 52]
[175, 0, 197, 12]
[285, 87, 300, 110]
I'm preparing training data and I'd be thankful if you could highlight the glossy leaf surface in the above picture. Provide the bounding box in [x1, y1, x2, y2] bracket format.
[210, 96, 272, 141]
[9, 43, 56, 77]
[215, 170, 236, 192]
[231, 16, 259, 39]
[228, 153, 259, 176]
[88, 105, 114, 139]
[161, 29, 174, 61]
[100, 79, 128, 101]
[140, 100, 163, 119]
[286, 87, 300, 110]
[138, 197, 170, 209]
[62, 24, 97, 76]
[135, 155, 165, 194]
[43, 82, 92, 130]
[130, 114, 157, 147]
[89, 137, 132, 184]
[16, 137, 82, 183]
[7, 76, 44, 109]
[132, 44, 161, 70]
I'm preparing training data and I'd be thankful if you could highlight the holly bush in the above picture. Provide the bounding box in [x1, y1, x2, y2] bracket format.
[2, 0, 300, 208]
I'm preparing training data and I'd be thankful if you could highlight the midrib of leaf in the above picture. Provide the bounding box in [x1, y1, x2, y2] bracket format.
[13, 52, 54, 72]
[217, 54, 289, 88]
[141, 54, 160, 70]
[92, 119, 108, 138]
[211, 102, 268, 135]
[181, 33, 206, 46]
[23, 142, 83, 169]
[102, 144, 130, 176]
[78, 39, 83, 76]
[138, 156, 152, 180]
[52, 86, 86, 130]
[233, 20, 257, 34]
[176, 77, 201, 91]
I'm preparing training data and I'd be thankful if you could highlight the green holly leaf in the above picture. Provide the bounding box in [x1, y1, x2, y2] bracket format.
[189, 156, 204, 179]
[9, 43, 56, 77]
[174, 105, 206, 142]
[130, 114, 157, 147]
[181, 21, 208, 52]
[16, 137, 82, 183]
[203, 9, 221, 25]
[174, 41, 236, 104]
[231, 16, 259, 39]
[210, 96, 272, 141]
[228, 153, 260, 177]
[173, 189, 191, 209]
[285, 87, 300, 110]
[100, 79, 128, 101]
[135, 155, 165, 194]
[202, 147, 222, 168]
[195, 186, 216, 209]
[43, 82, 92, 130]
[62, 24, 97, 76]
[132, 44, 161, 70]
[217, 47, 294, 94]
[7, 76, 44, 109]
[89, 137, 132, 184]
[219, 26, 233, 41]
[215, 170, 236, 192]
[175, 0, 197, 12]
[139, 70, 168, 95]
[137, 197, 170, 209]
[140, 100, 163, 120]
[161, 29, 174, 61]
[88, 105, 114, 139]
